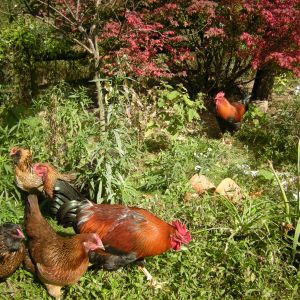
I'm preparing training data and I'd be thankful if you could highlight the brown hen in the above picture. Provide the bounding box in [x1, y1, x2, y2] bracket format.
[0, 223, 25, 280]
[10, 147, 76, 196]
[24, 194, 104, 299]
[10, 147, 43, 192]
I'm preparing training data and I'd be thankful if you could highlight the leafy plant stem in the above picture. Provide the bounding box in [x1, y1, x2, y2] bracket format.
[269, 161, 291, 224]
[292, 216, 300, 260]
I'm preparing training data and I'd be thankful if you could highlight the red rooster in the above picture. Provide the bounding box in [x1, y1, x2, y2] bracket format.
[215, 92, 250, 133]
[33, 163, 192, 288]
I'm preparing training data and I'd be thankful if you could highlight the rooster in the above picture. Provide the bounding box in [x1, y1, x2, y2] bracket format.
[214, 92, 250, 133]
[10, 147, 75, 195]
[33, 163, 192, 288]
[24, 194, 105, 299]
[0, 223, 25, 280]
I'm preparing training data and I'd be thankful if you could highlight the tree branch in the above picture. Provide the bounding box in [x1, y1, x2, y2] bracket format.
[63, 0, 77, 21]
[32, 13, 93, 55]
[76, 0, 81, 19]
[36, 0, 76, 27]
[73, 38, 94, 54]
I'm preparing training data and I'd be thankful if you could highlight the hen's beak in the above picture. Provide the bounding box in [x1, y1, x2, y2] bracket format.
[9, 149, 16, 156]
[16, 228, 25, 239]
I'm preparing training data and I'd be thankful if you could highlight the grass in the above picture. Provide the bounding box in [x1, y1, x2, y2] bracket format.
[1, 135, 300, 299]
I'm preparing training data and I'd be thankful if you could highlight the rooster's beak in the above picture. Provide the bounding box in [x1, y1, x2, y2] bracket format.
[97, 241, 105, 251]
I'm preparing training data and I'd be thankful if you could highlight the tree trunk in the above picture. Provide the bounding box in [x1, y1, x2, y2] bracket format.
[251, 65, 277, 100]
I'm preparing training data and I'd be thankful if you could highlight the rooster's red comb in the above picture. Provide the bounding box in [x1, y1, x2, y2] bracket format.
[215, 91, 225, 100]
[172, 220, 192, 244]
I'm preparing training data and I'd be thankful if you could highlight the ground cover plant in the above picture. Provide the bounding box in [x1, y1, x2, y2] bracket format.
[0, 0, 300, 299]
[1, 83, 300, 299]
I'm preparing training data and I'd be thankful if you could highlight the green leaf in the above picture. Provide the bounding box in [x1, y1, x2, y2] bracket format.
[292, 218, 300, 260]
[187, 109, 198, 122]
[269, 161, 291, 224]
[258, 169, 274, 181]
[166, 91, 179, 101]
[182, 94, 194, 107]
[114, 130, 124, 156]
[157, 98, 165, 108]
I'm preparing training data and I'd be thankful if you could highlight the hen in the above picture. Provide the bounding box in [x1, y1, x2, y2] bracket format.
[33, 163, 192, 288]
[25, 194, 105, 299]
[0, 223, 25, 280]
[10, 147, 75, 195]
[10, 147, 43, 192]
[214, 92, 250, 133]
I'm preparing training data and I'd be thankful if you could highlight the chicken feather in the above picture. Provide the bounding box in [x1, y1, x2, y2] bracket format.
[25, 194, 104, 298]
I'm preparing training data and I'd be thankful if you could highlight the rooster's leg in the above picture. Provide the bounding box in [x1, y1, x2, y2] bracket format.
[138, 266, 163, 289]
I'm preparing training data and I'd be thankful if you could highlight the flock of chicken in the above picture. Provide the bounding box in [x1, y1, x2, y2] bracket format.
[0, 147, 191, 298]
[0, 91, 248, 298]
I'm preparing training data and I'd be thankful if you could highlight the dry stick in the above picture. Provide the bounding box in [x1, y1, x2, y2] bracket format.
[76, 0, 81, 19]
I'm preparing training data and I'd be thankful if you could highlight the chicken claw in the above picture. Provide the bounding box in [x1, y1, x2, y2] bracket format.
[138, 266, 164, 289]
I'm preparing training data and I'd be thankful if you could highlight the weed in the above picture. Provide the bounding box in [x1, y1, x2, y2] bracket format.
[270, 139, 300, 260]
[238, 95, 300, 165]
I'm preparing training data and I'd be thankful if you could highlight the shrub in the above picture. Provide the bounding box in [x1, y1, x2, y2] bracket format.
[238, 96, 300, 165]
[131, 83, 205, 151]
[0, 82, 138, 204]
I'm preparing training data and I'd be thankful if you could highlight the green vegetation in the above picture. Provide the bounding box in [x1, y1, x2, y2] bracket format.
[0, 1, 300, 299]
[1, 81, 300, 299]
[238, 93, 300, 165]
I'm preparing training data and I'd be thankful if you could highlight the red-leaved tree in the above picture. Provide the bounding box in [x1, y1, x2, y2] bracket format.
[241, 0, 300, 99]
[168, 0, 300, 98]
[24, 0, 191, 129]
[24, 0, 300, 104]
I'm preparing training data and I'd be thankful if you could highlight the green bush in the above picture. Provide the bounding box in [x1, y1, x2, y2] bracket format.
[141, 83, 205, 152]
[238, 96, 300, 165]
[0, 16, 80, 103]
[0, 82, 138, 204]
[149, 83, 205, 135]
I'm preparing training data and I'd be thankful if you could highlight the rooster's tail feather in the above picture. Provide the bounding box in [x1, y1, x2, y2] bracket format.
[51, 179, 85, 229]
[242, 94, 251, 110]
[53, 179, 83, 201]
